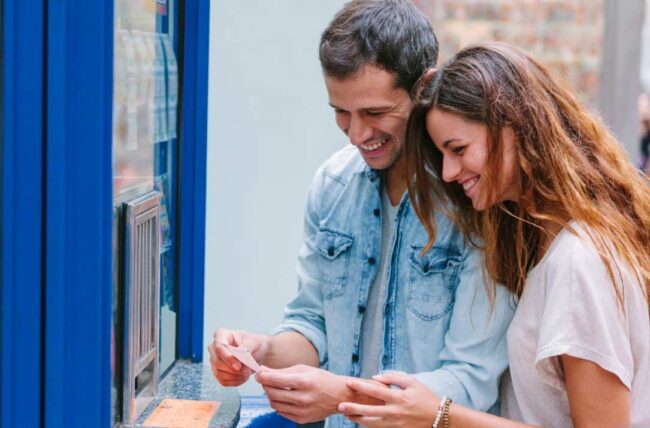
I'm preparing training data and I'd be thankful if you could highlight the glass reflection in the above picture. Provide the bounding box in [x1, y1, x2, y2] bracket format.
[112, 0, 178, 425]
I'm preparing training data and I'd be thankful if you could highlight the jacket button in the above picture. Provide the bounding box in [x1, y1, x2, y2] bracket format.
[358, 305, 366, 313]
[352, 354, 359, 362]
[327, 247, 335, 257]
[373, 208, 380, 217]
[368, 257, 376, 265]
[382, 355, 388, 365]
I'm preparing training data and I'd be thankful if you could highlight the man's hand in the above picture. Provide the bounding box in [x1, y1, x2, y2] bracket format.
[208, 329, 271, 387]
[255, 365, 387, 424]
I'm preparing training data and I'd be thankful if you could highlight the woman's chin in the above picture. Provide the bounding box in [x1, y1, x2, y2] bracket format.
[468, 195, 484, 211]
[472, 195, 513, 211]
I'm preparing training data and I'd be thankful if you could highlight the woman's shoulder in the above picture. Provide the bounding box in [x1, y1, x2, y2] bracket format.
[537, 222, 601, 273]
[540, 222, 642, 296]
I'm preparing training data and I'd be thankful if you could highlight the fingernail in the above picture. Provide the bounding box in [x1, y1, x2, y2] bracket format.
[232, 363, 240, 371]
[338, 404, 346, 412]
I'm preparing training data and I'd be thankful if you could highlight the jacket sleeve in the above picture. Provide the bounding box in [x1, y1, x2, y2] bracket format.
[412, 247, 515, 411]
[273, 167, 329, 366]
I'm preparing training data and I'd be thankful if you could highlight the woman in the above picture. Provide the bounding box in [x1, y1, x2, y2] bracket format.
[337, 42, 650, 427]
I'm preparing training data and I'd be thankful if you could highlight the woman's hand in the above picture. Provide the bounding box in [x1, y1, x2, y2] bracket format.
[338, 371, 440, 428]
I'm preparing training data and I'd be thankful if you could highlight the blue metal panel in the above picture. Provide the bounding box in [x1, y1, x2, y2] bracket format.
[0, 0, 45, 427]
[44, 0, 113, 427]
[178, 0, 210, 362]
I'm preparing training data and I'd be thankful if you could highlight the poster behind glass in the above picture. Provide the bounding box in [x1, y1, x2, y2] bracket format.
[111, 0, 178, 425]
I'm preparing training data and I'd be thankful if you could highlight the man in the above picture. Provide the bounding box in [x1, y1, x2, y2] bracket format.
[209, 1, 514, 426]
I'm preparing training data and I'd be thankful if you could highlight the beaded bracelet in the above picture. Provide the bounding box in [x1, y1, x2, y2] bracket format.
[432, 396, 450, 428]
[443, 398, 453, 428]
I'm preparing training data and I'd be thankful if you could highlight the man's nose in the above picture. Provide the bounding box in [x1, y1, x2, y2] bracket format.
[442, 155, 461, 183]
[348, 115, 373, 146]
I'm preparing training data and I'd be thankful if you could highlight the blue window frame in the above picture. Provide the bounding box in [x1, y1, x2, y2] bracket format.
[178, 0, 210, 362]
[1, 1, 45, 426]
[0, 0, 209, 426]
[44, 1, 114, 426]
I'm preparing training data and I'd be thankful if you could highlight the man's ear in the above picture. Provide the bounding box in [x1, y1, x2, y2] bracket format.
[423, 67, 436, 81]
[413, 67, 437, 101]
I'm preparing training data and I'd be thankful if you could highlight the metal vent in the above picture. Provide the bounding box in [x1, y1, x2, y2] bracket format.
[122, 192, 161, 424]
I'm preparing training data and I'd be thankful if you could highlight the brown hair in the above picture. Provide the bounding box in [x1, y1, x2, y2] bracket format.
[405, 42, 650, 305]
[319, 0, 438, 93]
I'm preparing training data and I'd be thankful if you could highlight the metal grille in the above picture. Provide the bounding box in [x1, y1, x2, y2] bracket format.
[122, 192, 161, 424]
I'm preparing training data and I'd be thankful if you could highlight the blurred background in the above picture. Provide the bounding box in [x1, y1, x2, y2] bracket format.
[203, 0, 649, 395]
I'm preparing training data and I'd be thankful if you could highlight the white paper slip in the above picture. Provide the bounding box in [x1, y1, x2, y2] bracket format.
[221, 343, 262, 373]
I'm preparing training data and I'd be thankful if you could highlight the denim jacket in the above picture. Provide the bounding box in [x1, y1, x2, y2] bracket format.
[275, 146, 514, 428]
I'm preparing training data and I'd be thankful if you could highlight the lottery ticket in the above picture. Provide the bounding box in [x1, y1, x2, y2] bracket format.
[221, 343, 262, 373]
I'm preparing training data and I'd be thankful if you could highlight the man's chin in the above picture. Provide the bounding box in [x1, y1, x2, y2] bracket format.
[359, 152, 398, 172]
[365, 161, 388, 171]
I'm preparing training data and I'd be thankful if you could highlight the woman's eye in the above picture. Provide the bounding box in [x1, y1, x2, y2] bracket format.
[452, 146, 465, 155]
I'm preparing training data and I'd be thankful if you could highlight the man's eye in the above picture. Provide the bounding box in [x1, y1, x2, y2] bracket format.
[366, 111, 383, 117]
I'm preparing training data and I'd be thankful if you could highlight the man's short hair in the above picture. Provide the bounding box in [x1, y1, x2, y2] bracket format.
[319, 0, 439, 94]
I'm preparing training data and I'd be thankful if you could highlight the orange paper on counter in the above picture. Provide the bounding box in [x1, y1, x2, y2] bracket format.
[143, 398, 221, 428]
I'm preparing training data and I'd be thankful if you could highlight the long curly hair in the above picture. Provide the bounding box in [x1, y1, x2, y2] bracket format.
[405, 42, 650, 307]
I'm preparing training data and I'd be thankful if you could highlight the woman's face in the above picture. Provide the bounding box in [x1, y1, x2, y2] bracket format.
[425, 108, 520, 211]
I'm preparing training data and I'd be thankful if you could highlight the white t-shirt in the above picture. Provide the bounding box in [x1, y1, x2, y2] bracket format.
[501, 224, 650, 427]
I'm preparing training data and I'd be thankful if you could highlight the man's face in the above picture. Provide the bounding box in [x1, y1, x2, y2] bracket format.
[324, 65, 412, 172]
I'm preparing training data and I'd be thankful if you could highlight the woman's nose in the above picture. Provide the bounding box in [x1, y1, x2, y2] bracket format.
[442, 155, 461, 183]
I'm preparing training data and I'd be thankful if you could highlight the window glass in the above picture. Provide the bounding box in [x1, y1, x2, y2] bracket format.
[112, 0, 178, 424]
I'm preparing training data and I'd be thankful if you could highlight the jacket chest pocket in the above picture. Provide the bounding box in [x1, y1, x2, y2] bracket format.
[315, 228, 354, 299]
[407, 245, 461, 321]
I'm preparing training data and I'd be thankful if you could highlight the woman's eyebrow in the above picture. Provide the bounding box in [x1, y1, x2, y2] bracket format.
[443, 138, 461, 148]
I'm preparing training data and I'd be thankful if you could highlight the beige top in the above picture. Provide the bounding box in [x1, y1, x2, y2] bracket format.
[501, 223, 650, 427]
